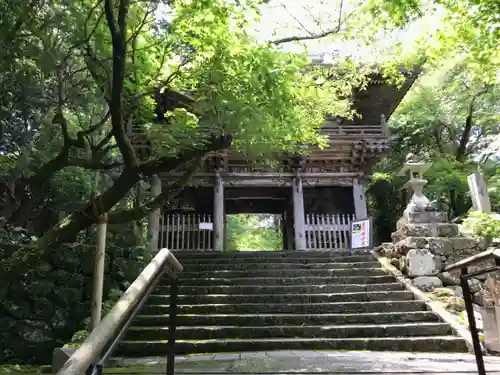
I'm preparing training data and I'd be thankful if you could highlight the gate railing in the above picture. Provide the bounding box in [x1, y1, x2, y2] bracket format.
[305, 213, 355, 249]
[159, 213, 213, 251]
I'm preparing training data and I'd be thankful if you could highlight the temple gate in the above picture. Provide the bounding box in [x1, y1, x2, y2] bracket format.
[132, 68, 419, 251]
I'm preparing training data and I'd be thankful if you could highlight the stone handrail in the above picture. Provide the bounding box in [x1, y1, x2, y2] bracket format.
[56, 248, 183, 375]
[445, 248, 500, 273]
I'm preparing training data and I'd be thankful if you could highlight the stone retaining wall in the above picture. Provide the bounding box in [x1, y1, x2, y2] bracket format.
[375, 218, 496, 337]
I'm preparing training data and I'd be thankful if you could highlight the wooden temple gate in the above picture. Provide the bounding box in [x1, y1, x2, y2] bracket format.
[133, 67, 419, 252]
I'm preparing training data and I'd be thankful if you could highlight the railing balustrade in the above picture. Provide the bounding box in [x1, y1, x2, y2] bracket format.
[56, 248, 183, 375]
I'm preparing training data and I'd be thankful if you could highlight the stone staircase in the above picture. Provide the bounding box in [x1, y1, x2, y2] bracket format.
[117, 250, 468, 356]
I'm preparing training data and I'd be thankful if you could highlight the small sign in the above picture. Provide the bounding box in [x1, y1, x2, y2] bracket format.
[350, 218, 372, 249]
[199, 222, 213, 230]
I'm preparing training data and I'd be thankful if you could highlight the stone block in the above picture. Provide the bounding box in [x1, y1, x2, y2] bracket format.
[391, 230, 405, 243]
[395, 237, 427, 255]
[407, 211, 448, 223]
[440, 271, 460, 286]
[412, 276, 442, 291]
[436, 223, 459, 237]
[450, 237, 478, 251]
[401, 224, 434, 237]
[406, 249, 442, 277]
[426, 238, 453, 256]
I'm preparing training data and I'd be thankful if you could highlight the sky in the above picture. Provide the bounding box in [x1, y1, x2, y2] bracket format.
[250, 0, 443, 63]
[157, 0, 444, 64]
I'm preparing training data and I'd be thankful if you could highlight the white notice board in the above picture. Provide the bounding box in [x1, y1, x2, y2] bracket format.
[350, 218, 373, 249]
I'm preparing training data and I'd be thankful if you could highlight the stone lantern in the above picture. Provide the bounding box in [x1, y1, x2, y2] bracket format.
[396, 153, 446, 225]
[397, 153, 431, 215]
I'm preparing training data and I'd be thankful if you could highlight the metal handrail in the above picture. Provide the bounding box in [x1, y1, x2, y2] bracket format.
[56, 248, 183, 375]
[445, 248, 500, 375]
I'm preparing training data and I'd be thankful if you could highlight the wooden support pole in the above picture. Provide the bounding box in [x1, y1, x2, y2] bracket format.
[223, 213, 228, 251]
[292, 176, 307, 250]
[213, 171, 224, 251]
[353, 178, 368, 219]
[90, 214, 108, 331]
[148, 175, 162, 253]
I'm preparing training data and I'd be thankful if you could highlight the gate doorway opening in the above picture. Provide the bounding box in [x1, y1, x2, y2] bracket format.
[226, 214, 283, 252]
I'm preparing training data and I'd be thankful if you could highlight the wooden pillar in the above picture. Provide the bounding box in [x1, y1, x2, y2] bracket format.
[353, 178, 368, 219]
[292, 176, 307, 250]
[223, 213, 229, 251]
[281, 211, 288, 250]
[213, 172, 224, 251]
[147, 175, 162, 253]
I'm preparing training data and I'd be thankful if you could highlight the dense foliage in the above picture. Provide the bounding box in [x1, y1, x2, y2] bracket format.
[0, 0, 498, 364]
[227, 215, 282, 251]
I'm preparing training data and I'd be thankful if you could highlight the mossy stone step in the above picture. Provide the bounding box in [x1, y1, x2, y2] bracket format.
[172, 249, 369, 259]
[140, 300, 428, 315]
[160, 275, 396, 286]
[153, 282, 404, 295]
[147, 291, 414, 305]
[178, 268, 387, 279]
[176, 255, 375, 265]
[181, 261, 381, 271]
[124, 322, 452, 341]
[117, 336, 468, 357]
[132, 311, 440, 327]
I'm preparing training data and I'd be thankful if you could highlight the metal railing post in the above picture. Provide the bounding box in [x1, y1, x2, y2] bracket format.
[460, 267, 486, 375]
[166, 279, 178, 375]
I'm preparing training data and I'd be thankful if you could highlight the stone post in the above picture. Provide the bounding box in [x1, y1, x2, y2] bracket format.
[147, 175, 162, 253]
[292, 176, 307, 250]
[468, 173, 491, 213]
[353, 178, 368, 219]
[213, 171, 224, 251]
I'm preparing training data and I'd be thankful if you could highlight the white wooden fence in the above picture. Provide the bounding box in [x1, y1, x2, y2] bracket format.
[158, 212, 354, 251]
[159, 213, 213, 251]
[305, 213, 355, 250]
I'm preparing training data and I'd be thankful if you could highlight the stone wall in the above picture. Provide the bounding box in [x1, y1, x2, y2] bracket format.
[377, 219, 490, 304]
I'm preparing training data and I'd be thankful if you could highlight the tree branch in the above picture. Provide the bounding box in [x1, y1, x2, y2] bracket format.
[456, 87, 490, 162]
[104, 0, 137, 167]
[107, 158, 202, 223]
[269, 1, 356, 45]
[67, 157, 123, 170]
[138, 134, 232, 176]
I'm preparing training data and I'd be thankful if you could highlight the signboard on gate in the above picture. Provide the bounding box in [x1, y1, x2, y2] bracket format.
[350, 218, 372, 249]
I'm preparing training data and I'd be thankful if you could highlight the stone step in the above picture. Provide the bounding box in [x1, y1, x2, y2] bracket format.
[165, 275, 396, 286]
[117, 336, 468, 356]
[180, 267, 387, 278]
[181, 261, 381, 271]
[147, 291, 414, 305]
[125, 322, 452, 341]
[172, 250, 369, 259]
[154, 282, 405, 295]
[179, 268, 387, 279]
[140, 300, 428, 315]
[176, 255, 375, 264]
[132, 311, 440, 327]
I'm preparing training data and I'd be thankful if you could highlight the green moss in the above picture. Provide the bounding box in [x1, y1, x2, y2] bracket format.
[0, 365, 43, 373]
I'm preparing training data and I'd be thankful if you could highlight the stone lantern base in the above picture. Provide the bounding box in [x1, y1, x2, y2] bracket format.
[388, 211, 488, 292]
